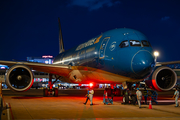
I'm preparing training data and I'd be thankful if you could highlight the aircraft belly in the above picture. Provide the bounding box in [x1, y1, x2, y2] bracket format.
[82, 70, 138, 83]
[68, 66, 139, 83]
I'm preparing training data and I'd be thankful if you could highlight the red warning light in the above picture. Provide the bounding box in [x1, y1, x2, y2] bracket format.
[89, 83, 93, 87]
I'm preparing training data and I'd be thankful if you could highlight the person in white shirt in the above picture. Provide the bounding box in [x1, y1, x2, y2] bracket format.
[89, 88, 94, 106]
[173, 88, 179, 107]
[136, 88, 142, 108]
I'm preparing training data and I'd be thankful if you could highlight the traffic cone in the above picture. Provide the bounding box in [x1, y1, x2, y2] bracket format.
[148, 98, 152, 109]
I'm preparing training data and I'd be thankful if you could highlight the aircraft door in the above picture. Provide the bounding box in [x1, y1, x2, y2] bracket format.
[99, 37, 110, 59]
[99, 37, 110, 67]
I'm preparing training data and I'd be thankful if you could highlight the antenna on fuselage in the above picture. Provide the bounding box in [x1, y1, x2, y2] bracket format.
[58, 17, 65, 54]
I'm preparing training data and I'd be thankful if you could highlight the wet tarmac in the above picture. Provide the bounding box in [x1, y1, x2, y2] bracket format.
[1, 89, 180, 120]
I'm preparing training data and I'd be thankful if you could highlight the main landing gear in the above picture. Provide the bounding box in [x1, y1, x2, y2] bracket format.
[43, 88, 58, 97]
[43, 74, 60, 97]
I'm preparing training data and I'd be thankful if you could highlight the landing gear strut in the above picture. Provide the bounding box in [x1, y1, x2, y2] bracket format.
[43, 74, 60, 97]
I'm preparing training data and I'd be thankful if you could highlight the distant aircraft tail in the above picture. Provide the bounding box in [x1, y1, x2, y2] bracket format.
[58, 18, 65, 54]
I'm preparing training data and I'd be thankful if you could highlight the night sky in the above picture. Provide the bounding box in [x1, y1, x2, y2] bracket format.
[0, 0, 180, 62]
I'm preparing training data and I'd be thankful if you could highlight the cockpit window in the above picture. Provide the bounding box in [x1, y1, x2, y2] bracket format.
[148, 41, 152, 47]
[119, 40, 129, 48]
[129, 40, 141, 46]
[141, 40, 150, 47]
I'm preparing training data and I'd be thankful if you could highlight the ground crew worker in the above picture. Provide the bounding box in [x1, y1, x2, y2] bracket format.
[151, 90, 158, 104]
[124, 89, 129, 104]
[89, 88, 94, 106]
[84, 88, 89, 105]
[143, 87, 148, 104]
[136, 88, 142, 108]
[111, 88, 114, 100]
[173, 88, 179, 107]
[103, 90, 108, 104]
[104, 90, 108, 102]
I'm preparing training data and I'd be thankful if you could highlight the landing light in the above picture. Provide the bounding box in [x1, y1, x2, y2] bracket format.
[154, 51, 159, 57]
[154, 51, 159, 62]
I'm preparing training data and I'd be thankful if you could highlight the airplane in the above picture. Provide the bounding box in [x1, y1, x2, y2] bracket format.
[0, 18, 178, 97]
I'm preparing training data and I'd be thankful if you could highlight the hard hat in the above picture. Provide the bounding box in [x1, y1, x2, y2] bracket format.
[137, 88, 139, 90]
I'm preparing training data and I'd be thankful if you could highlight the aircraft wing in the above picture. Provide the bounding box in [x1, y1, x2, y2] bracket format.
[0, 60, 72, 77]
[156, 60, 180, 66]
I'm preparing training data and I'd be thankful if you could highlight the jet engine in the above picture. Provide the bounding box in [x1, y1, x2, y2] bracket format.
[5, 65, 34, 92]
[145, 66, 177, 91]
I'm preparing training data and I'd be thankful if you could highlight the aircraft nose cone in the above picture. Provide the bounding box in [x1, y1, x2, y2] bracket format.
[132, 51, 155, 78]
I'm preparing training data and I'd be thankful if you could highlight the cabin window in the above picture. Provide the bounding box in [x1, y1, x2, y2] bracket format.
[129, 40, 141, 46]
[81, 50, 85, 54]
[119, 40, 129, 48]
[64, 56, 72, 61]
[141, 40, 150, 47]
[86, 47, 95, 53]
[72, 53, 77, 58]
[148, 41, 152, 47]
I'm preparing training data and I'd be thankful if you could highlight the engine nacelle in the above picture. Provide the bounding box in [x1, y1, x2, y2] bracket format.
[5, 65, 34, 92]
[145, 66, 177, 91]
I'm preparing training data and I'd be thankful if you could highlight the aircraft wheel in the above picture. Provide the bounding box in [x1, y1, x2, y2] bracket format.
[54, 88, 58, 97]
[43, 88, 48, 97]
